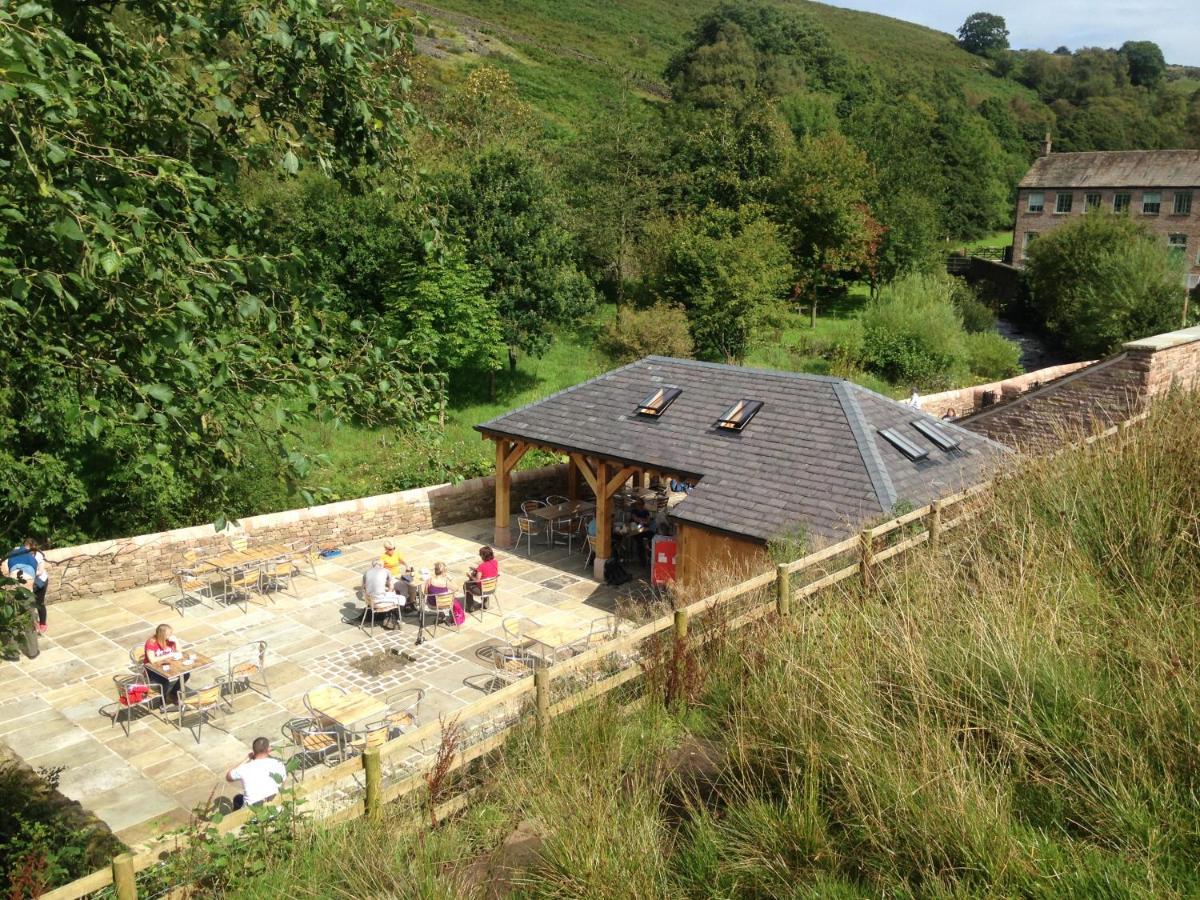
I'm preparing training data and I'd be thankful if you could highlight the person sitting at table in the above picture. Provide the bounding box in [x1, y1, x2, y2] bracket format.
[225, 736, 287, 810]
[380, 541, 405, 578]
[463, 546, 498, 612]
[362, 561, 399, 629]
[144, 623, 188, 706]
[630, 499, 655, 564]
[425, 561, 465, 625]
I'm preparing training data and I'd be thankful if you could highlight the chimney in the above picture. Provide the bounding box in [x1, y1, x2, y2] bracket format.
[1040, 132, 1052, 157]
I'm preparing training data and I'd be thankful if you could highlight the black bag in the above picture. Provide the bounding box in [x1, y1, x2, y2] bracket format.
[604, 558, 631, 586]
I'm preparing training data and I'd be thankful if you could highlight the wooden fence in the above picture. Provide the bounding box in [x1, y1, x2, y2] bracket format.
[42, 482, 999, 900]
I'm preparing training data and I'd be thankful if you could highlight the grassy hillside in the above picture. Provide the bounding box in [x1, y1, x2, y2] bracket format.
[406, 0, 1041, 130]
[193, 393, 1200, 898]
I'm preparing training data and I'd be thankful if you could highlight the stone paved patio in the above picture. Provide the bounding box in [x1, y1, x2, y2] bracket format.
[0, 518, 644, 847]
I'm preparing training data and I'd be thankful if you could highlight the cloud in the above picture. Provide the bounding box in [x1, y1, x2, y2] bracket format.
[828, 0, 1200, 66]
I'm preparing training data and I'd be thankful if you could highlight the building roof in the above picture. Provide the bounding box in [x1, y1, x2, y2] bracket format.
[1019, 150, 1200, 190]
[477, 357, 1009, 543]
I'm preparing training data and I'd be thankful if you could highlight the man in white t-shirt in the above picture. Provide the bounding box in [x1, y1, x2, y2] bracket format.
[226, 737, 287, 810]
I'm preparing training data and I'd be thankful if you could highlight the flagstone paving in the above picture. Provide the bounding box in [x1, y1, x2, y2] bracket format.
[0, 518, 645, 847]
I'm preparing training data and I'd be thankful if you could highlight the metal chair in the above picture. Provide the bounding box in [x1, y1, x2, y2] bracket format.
[515, 517, 542, 555]
[178, 683, 226, 743]
[289, 541, 319, 579]
[568, 616, 620, 656]
[420, 591, 458, 637]
[466, 576, 500, 622]
[520, 500, 546, 515]
[282, 717, 342, 779]
[488, 641, 537, 690]
[502, 616, 527, 646]
[545, 495, 569, 506]
[262, 559, 298, 597]
[112, 674, 166, 737]
[220, 565, 259, 612]
[583, 533, 597, 571]
[221, 641, 270, 699]
[163, 550, 213, 616]
[345, 720, 390, 758]
[360, 590, 401, 634]
[383, 688, 425, 738]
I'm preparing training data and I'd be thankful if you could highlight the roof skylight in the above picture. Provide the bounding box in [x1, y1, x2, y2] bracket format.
[911, 419, 961, 451]
[716, 399, 763, 431]
[635, 386, 682, 417]
[879, 428, 929, 461]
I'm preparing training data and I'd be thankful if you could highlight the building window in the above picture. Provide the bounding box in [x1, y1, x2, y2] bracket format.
[635, 386, 681, 417]
[715, 399, 763, 432]
[1021, 231, 1038, 259]
[1085, 193, 1102, 210]
[1142, 192, 1161, 215]
[1168, 234, 1187, 257]
[1174, 191, 1193, 216]
[1026, 192, 1044, 213]
[1055, 193, 1073, 214]
[1113, 193, 1131, 212]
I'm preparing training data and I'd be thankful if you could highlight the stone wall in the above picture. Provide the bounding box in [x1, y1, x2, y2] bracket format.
[961, 326, 1200, 449]
[44, 464, 566, 602]
[920, 361, 1093, 419]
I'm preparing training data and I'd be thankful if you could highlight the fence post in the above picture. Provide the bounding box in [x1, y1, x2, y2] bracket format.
[775, 564, 791, 617]
[535, 668, 550, 740]
[929, 499, 943, 549]
[112, 853, 136, 900]
[364, 749, 382, 820]
[859, 528, 875, 589]
[673, 608, 689, 641]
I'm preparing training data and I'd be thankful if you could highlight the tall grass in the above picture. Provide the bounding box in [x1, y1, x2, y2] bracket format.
[226, 394, 1200, 898]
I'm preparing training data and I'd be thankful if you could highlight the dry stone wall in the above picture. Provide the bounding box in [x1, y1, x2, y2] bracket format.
[45, 464, 566, 602]
[962, 327, 1200, 449]
[920, 361, 1092, 419]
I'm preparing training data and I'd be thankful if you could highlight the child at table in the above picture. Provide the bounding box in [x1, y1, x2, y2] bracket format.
[143, 623, 189, 706]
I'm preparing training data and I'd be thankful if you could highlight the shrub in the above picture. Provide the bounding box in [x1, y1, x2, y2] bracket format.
[1025, 213, 1188, 357]
[860, 274, 969, 389]
[950, 280, 998, 333]
[598, 302, 694, 364]
[965, 330, 1022, 379]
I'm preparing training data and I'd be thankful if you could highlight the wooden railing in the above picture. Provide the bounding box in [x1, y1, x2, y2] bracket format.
[42, 483, 999, 900]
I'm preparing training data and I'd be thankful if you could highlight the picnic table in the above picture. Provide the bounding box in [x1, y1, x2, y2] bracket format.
[528, 500, 595, 522]
[191, 542, 295, 574]
[524, 624, 580, 664]
[143, 650, 215, 685]
[310, 690, 388, 730]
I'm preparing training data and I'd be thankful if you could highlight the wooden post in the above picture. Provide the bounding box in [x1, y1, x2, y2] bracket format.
[566, 456, 578, 501]
[364, 749, 382, 820]
[534, 668, 550, 740]
[673, 608, 689, 641]
[112, 853, 136, 900]
[929, 499, 943, 549]
[859, 528, 875, 589]
[775, 563, 791, 617]
[593, 460, 610, 580]
[494, 439, 512, 549]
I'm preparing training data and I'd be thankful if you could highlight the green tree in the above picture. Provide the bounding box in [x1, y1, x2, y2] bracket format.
[1025, 213, 1188, 356]
[447, 148, 595, 371]
[860, 274, 971, 388]
[957, 12, 1009, 56]
[1120, 40, 1166, 88]
[771, 134, 881, 319]
[645, 206, 792, 363]
[0, 0, 425, 542]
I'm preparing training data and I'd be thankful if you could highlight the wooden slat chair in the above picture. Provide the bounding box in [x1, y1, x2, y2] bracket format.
[515, 517, 542, 555]
[489, 641, 537, 690]
[344, 720, 390, 758]
[583, 533, 597, 571]
[163, 550, 213, 617]
[220, 641, 270, 699]
[420, 591, 459, 637]
[520, 500, 546, 516]
[222, 565, 260, 612]
[282, 717, 342, 779]
[262, 560, 298, 598]
[112, 674, 166, 737]
[178, 683, 226, 743]
[360, 590, 401, 635]
[467, 576, 500, 623]
[383, 688, 425, 738]
[289, 542, 318, 579]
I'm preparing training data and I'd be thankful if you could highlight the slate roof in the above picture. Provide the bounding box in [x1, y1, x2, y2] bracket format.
[1019, 150, 1200, 189]
[477, 357, 1009, 543]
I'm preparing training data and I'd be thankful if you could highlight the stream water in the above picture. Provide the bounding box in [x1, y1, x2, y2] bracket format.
[995, 319, 1069, 371]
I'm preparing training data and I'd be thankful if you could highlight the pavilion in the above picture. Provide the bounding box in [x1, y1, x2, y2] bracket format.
[477, 357, 1008, 583]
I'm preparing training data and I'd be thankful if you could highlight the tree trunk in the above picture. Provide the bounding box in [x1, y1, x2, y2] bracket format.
[508, 347, 518, 373]
[810, 299, 817, 329]
[489, 369, 496, 402]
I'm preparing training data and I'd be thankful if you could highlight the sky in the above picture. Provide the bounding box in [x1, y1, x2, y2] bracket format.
[827, 0, 1200, 67]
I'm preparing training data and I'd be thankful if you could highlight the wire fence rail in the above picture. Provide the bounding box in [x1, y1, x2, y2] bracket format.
[40, 478, 1006, 900]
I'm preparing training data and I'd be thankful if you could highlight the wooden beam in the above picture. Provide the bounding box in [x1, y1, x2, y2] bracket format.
[570, 453, 599, 496]
[502, 440, 527, 475]
[566, 456, 578, 500]
[604, 465, 637, 499]
[494, 439, 513, 548]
